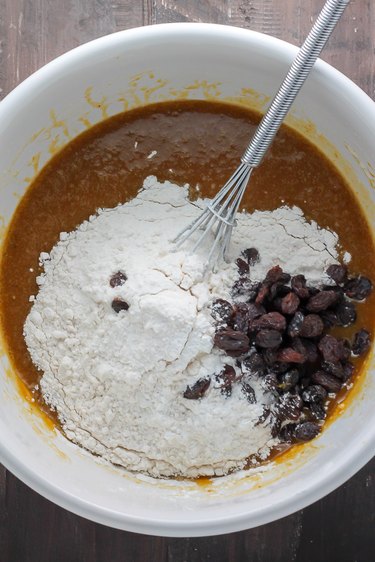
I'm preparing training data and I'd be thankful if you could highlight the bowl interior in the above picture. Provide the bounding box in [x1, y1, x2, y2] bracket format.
[0, 23, 374, 536]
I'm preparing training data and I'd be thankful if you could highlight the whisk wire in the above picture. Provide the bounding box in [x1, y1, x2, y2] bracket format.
[173, 162, 253, 267]
[173, 162, 250, 247]
[173, 0, 350, 271]
[172, 0, 350, 271]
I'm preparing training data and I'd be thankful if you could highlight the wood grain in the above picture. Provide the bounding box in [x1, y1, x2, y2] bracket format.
[0, 1, 374, 560]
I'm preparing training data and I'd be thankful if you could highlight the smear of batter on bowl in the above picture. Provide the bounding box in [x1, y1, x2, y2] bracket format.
[23, 177, 372, 478]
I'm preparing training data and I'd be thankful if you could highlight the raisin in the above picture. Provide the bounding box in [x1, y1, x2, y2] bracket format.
[311, 370, 342, 393]
[278, 369, 300, 391]
[183, 377, 211, 400]
[232, 277, 255, 297]
[236, 257, 250, 275]
[242, 352, 266, 376]
[233, 302, 266, 332]
[276, 347, 305, 363]
[307, 287, 320, 297]
[264, 265, 290, 286]
[246, 303, 266, 320]
[344, 276, 373, 300]
[322, 361, 345, 379]
[327, 264, 348, 285]
[216, 364, 236, 396]
[220, 385, 232, 398]
[247, 282, 262, 303]
[242, 247, 260, 266]
[242, 381, 256, 403]
[214, 329, 250, 355]
[309, 403, 327, 421]
[335, 300, 357, 326]
[111, 298, 130, 313]
[262, 348, 278, 366]
[109, 271, 127, 287]
[294, 421, 320, 441]
[280, 292, 300, 315]
[299, 314, 324, 338]
[271, 297, 283, 312]
[291, 274, 310, 299]
[255, 283, 269, 304]
[269, 283, 280, 301]
[270, 283, 291, 301]
[302, 384, 327, 404]
[299, 377, 310, 390]
[322, 284, 345, 297]
[232, 303, 251, 332]
[271, 361, 289, 374]
[275, 392, 303, 421]
[257, 406, 271, 425]
[264, 373, 279, 391]
[265, 265, 286, 285]
[318, 335, 350, 362]
[280, 273, 291, 284]
[320, 310, 338, 329]
[250, 312, 286, 332]
[352, 329, 371, 356]
[211, 299, 234, 325]
[292, 338, 318, 363]
[341, 361, 355, 382]
[270, 415, 282, 438]
[288, 311, 305, 337]
[256, 329, 282, 348]
[279, 423, 296, 443]
[341, 339, 352, 360]
[303, 339, 319, 363]
[306, 290, 339, 312]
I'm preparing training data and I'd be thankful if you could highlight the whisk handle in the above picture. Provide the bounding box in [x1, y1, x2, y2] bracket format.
[241, 0, 350, 169]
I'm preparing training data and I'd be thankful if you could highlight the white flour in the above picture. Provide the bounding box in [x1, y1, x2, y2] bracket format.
[24, 176, 342, 478]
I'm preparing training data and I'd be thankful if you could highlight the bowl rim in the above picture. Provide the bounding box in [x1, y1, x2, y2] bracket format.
[0, 22, 374, 537]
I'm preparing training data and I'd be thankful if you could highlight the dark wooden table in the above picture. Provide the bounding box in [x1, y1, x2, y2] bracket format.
[0, 1, 374, 560]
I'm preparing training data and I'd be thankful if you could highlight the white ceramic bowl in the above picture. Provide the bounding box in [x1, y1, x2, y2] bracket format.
[0, 23, 374, 537]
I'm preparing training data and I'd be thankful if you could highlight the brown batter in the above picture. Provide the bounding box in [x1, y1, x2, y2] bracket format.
[0, 99, 374, 428]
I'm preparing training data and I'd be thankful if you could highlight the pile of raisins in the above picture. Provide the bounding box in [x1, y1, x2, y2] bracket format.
[109, 271, 130, 312]
[185, 248, 373, 445]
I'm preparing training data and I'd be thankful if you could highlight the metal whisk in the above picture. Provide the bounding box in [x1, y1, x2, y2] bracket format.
[174, 0, 350, 268]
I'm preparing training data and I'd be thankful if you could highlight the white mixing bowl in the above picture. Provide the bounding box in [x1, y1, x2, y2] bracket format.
[0, 23, 374, 537]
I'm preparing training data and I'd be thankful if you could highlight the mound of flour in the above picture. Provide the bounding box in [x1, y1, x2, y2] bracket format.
[24, 176, 341, 477]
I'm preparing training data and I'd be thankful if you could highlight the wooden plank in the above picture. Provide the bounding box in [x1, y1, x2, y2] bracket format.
[150, 0, 375, 98]
[0, 0, 146, 99]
